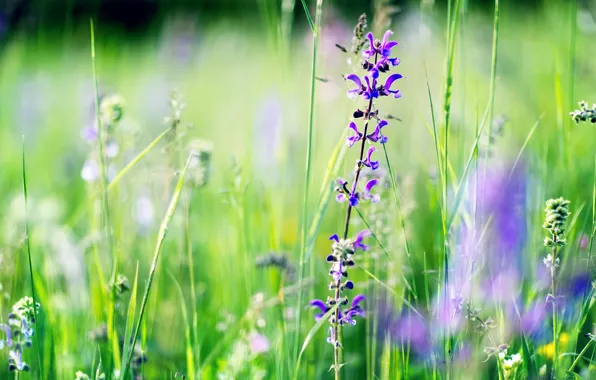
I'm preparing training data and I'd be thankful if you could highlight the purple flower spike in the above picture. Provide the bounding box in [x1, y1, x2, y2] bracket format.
[345, 74, 364, 99]
[363, 179, 380, 203]
[367, 120, 388, 143]
[380, 73, 403, 98]
[353, 230, 372, 251]
[380, 30, 398, 58]
[329, 234, 340, 242]
[346, 122, 363, 147]
[364, 146, 379, 170]
[362, 32, 376, 59]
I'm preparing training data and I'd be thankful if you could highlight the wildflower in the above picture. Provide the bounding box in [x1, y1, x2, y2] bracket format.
[362, 146, 379, 170]
[248, 332, 270, 355]
[310, 18, 401, 376]
[366, 120, 388, 143]
[1, 297, 39, 373]
[570, 100, 596, 124]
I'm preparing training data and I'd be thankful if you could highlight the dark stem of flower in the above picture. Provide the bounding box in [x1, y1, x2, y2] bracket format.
[333, 51, 379, 380]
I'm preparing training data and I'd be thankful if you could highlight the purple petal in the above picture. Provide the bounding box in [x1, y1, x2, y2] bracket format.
[329, 234, 340, 242]
[336, 177, 348, 187]
[366, 146, 375, 162]
[377, 120, 388, 129]
[381, 30, 393, 47]
[384, 73, 403, 91]
[389, 57, 401, 66]
[349, 194, 359, 207]
[345, 73, 362, 88]
[351, 294, 366, 308]
[336, 193, 347, 203]
[353, 230, 371, 250]
[309, 299, 328, 314]
[365, 179, 379, 193]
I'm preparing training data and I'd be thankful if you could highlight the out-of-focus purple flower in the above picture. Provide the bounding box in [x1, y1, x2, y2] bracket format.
[379, 74, 402, 98]
[367, 120, 388, 143]
[353, 230, 371, 251]
[518, 300, 547, 337]
[346, 121, 363, 147]
[248, 332, 270, 355]
[0, 324, 12, 349]
[579, 234, 590, 250]
[363, 179, 380, 203]
[80, 125, 98, 142]
[363, 146, 379, 170]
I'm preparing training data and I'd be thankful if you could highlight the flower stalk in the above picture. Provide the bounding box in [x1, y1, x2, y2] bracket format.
[309, 22, 402, 379]
[543, 197, 571, 376]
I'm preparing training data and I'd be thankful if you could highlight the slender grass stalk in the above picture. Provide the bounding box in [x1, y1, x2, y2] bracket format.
[20, 137, 43, 379]
[440, 1, 462, 376]
[569, 339, 594, 373]
[122, 154, 193, 378]
[293, 0, 323, 370]
[90, 18, 120, 371]
[483, 0, 500, 170]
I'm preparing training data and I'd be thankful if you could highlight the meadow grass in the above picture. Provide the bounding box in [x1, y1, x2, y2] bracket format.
[0, 1, 595, 379]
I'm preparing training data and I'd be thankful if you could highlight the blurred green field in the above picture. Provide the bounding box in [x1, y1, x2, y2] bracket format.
[0, 1, 595, 379]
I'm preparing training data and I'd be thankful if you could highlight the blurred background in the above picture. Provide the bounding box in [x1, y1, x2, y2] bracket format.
[0, 0, 595, 379]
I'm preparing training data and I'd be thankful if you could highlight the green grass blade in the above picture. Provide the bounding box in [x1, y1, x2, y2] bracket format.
[121, 263, 139, 379]
[293, 303, 340, 380]
[123, 154, 193, 377]
[168, 270, 195, 380]
[299, 0, 315, 33]
[21, 136, 44, 378]
[294, 0, 323, 368]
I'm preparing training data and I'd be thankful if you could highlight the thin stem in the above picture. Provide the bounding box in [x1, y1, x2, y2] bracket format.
[333, 51, 379, 380]
[569, 339, 594, 373]
[551, 236, 558, 377]
[294, 0, 323, 370]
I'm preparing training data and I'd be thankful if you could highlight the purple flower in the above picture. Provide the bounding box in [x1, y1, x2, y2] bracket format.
[343, 295, 366, 325]
[363, 75, 379, 99]
[330, 261, 346, 281]
[380, 30, 399, 58]
[363, 179, 380, 203]
[248, 332, 270, 354]
[309, 299, 329, 321]
[367, 120, 388, 143]
[345, 74, 365, 99]
[346, 122, 363, 147]
[326, 326, 336, 345]
[329, 234, 339, 243]
[353, 230, 371, 251]
[363, 146, 379, 170]
[336, 192, 359, 206]
[362, 32, 376, 59]
[0, 324, 12, 349]
[380, 74, 402, 98]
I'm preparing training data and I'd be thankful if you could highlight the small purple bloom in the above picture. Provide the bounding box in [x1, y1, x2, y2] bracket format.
[326, 326, 336, 345]
[342, 294, 366, 325]
[349, 193, 359, 207]
[0, 324, 12, 349]
[248, 332, 270, 354]
[367, 120, 388, 143]
[363, 146, 379, 170]
[329, 234, 339, 242]
[380, 30, 399, 58]
[309, 299, 329, 321]
[363, 179, 380, 203]
[353, 230, 371, 251]
[380, 73, 402, 98]
[330, 261, 346, 281]
[363, 75, 379, 99]
[362, 32, 376, 59]
[345, 74, 365, 99]
[346, 122, 363, 147]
